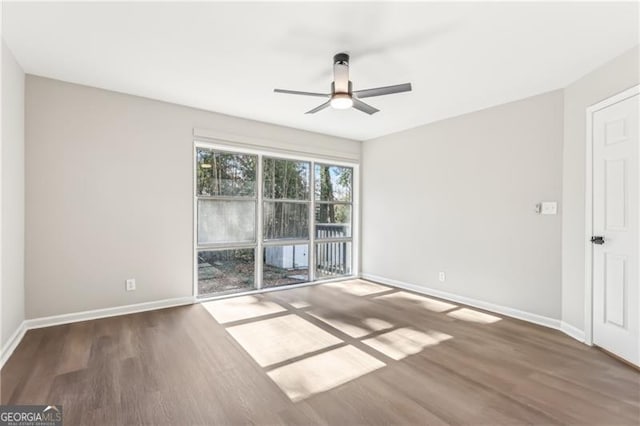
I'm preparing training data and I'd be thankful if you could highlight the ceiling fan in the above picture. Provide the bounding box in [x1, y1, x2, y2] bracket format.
[274, 53, 412, 115]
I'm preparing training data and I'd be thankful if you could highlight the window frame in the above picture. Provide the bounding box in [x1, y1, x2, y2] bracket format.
[193, 140, 359, 300]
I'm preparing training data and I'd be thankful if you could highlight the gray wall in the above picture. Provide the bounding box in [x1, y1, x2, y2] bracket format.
[362, 90, 564, 320]
[1, 40, 25, 348]
[561, 46, 639, 330]
[25, 76, 359, 318]
[20, 47, 640, 329]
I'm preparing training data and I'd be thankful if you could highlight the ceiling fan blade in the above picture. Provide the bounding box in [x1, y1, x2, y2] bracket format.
[352, 98, 380, 115]
[353, 83, 412, 99]
[305, 101, 331, 114]
[274, 89, 330, 98]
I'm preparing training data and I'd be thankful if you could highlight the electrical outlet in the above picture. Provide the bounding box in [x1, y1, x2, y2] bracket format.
[125, 278, 136, 291]
[439, 272, 446, 282]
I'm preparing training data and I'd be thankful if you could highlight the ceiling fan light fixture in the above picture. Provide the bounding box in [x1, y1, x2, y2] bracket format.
[330, 93, 353, 110]
[274, 52, 411, 115]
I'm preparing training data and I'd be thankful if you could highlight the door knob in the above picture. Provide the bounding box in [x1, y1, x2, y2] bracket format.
[590, 236, 605, 245]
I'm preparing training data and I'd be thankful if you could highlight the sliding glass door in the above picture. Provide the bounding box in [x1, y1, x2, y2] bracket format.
[195, 144, 355, 298]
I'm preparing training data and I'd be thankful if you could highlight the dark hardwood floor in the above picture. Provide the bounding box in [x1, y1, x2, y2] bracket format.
[2, 279, 639, 425]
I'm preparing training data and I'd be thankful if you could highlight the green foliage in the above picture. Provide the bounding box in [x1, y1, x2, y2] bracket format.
[316, 165, 352, 223]
[316, 204, 350, 224]
[315, 165, 352, 202]
[263, 158, 309, 200]
[337, 168, 353, 200]
[197, 149, 256, 196]
[264, 202, 309, 240]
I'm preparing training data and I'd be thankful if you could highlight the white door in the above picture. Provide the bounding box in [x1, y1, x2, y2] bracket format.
[592, 92, 639, 366]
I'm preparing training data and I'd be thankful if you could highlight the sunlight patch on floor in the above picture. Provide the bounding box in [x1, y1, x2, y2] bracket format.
[201, 295, 286, 324]
[268, 288, 313, 309]
[288, 300, 312, 309]
[375, 291, 458, 312]
[226, 314, 342, 367]
[361, 328, 453, 360]
[267, 345, 386, 402]
[308, 311, 394, 338]
[447, 307, 501, 324]
[322, 279, 391, 296]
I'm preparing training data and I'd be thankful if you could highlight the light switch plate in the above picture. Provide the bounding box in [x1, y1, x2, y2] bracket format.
[540, 201, 557, 215]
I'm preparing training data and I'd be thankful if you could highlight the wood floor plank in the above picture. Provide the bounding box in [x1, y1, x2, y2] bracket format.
[2, 279, 639, 425]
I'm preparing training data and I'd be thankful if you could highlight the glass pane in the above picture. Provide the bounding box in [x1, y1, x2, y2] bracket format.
[314, 164, 352, 202]
[315, 204, 352, 238]
[263, 244, 310, 288]
[198, 249, 256, 296]
[264, 202, 309, 240]
[198, 200, 255, 244]
[196, 148, 256, 196]
[316, 241, 352, 279]
[263, 158, 310, 200]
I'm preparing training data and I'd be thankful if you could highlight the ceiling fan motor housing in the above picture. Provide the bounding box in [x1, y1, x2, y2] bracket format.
[331, 81, 352, 95]
[333, 53, 351, 94]
[333, 53, 349, 65]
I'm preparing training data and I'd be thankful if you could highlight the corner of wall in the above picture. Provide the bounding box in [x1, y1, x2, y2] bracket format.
[1, 38, 27, 364]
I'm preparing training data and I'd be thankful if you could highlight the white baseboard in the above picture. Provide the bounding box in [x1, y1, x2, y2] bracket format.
[1, 321, 27, 368]
[1, 296, 194, 369]
[361, 273, 575, 335]
[560, 321, 586, 342]
[25, 296, 194, 329]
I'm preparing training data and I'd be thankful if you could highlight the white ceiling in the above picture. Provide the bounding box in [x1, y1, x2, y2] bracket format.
[3, 2, 638, 141]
